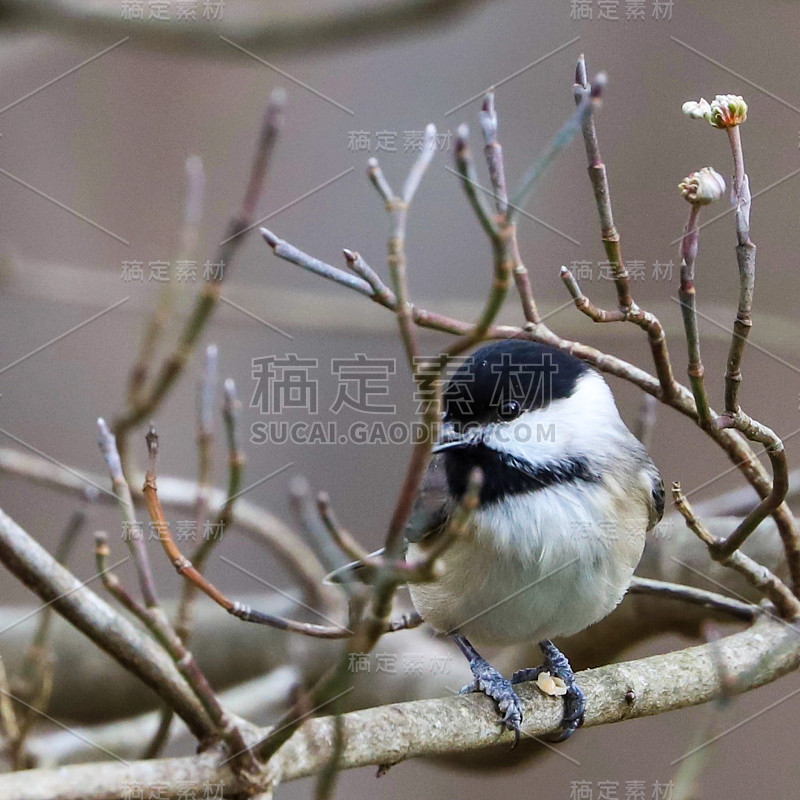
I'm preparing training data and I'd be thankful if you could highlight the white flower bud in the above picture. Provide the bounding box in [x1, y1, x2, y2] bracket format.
[708, 94, 748, 128]
[682, 98, 711, 120]
[679, 167, 726, 205]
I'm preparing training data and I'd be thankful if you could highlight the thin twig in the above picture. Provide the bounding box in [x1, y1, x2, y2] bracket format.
[96, 418, 159, 608]
[402, 123, 437, 205]
[261, 227, 374, 297]
[709, 121, 800, 588]
[628, 576, 758, 621]
[478, 92, 508, 215]
[672, 482, 800, 619]
[573, 55, 632, 312]
[193, 343, 218, 539]
[560, 265, 625, 322]
[315, 492, 370, 565]
[263, 227, 474, 336]
[0, 447, 331, 607]
[559, 262, 677, 399]
[455, 82, 597, 335]
[452, 124, 500, 239]
[144, 427, 352, 640]
[316, 489, 469, 586]
[367, 127, 437, 369]
[290, 477, 353, 581]
[508, 75, 601, 221]
[112, 90, 284, 461]
[714, 413, 790, 560]
[93, 530, 260, 776]
[720, 121, 754, 420]
[176, 379, 246, 645]
[127, 156, 205, 409]
[342, 248, 395, 306]
[572, 55, 678, 401]
[677, 202, 713, 427]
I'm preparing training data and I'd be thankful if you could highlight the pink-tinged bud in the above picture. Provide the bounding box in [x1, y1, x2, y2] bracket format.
[679, 167, 726, 205]
[708, 94, 748, 128]
[682, 95, 747, 128]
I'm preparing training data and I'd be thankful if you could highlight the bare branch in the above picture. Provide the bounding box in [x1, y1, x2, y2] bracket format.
[3, 616, 798, 800]
[573, 55, 632, 313]
[143, 429, 352, 641]
[677, 201, 713, 427]
[0, 505, 216, 742]
[127, 157, 206, 410]
[478, 91, 509, 215]
[193, 343, 218, 538]
[0, 0, 491, 58]
[628, 576, 758, 622]
[96, 418, 159, 608]
[0, 447, 331, 609]
[112, 90, 284, 459]
[508, 74, 601, 221]
[672, 483, 800, 619]
[93, 530, 260, 776]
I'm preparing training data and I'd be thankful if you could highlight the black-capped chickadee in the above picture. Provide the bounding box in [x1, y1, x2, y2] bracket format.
[335, 339, 663, 742]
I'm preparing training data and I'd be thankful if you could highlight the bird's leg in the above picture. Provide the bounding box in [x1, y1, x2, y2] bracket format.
[511, 639, 585, 742]
[452, 634, 522, 744]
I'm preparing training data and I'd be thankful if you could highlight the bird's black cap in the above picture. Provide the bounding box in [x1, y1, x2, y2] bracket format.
[443, 340, 589, 426]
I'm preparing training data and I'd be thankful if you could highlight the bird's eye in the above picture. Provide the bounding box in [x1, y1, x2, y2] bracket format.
[499, 399, 521, 419]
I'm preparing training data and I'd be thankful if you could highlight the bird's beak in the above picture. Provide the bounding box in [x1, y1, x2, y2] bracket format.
[432, 422, 479, 453]
[432, 438, 467, 453]
[433, 421, 459, 453]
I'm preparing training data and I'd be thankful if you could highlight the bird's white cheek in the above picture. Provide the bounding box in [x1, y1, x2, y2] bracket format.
[481, 417, 565, 466]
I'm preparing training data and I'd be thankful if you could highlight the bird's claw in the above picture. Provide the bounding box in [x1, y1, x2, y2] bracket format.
[511, 640, 586, 742]
[460, 658, 523, 746]
[545, 684, 585, 742]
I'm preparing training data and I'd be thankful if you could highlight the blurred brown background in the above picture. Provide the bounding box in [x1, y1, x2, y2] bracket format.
[2, 0, 800, 796]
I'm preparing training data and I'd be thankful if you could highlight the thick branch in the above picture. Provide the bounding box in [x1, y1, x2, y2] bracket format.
[2, 616, 797, 800]
[0, 505, 216, 743]
[1, 0, 489, 57]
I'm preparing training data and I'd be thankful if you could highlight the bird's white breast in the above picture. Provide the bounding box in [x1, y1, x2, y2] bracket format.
[407, 476, 648, 647]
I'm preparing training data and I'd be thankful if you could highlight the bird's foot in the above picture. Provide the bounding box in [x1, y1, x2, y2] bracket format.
[459, 659, 523, 744]
[453, 636, 522, 745]
[511, 640, 585, 742]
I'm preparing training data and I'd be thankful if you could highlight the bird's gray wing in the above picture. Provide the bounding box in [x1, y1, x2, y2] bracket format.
[642, 465, 665, 532]
[324, 454, 450, 584]
[405, 453, 450, 543]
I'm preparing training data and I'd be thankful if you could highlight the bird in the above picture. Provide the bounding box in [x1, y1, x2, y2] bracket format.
[333, 338, 663, 742]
